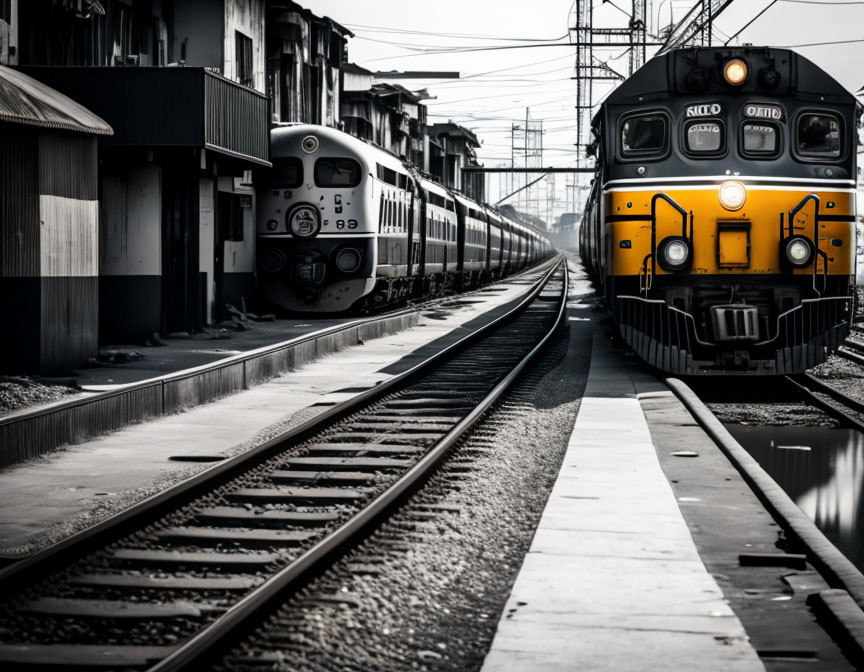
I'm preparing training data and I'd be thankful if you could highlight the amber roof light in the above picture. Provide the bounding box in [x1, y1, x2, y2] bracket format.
[723, 59, 748, 86]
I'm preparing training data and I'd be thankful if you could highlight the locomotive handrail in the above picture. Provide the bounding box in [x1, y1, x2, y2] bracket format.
[642, 192, 690, 296]
[786, 193, 827, 297]
[753, 295, 850, 347]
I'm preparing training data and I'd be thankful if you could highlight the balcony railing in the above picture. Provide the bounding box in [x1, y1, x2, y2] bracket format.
[16, 66, 270, 166]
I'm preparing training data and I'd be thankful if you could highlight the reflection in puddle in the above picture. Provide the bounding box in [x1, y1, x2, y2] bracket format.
[728, 425, 864, 571]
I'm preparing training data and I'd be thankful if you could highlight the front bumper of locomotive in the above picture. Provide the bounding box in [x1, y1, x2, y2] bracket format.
[257, 236, 376, 312]
[613, 277, 853, 374]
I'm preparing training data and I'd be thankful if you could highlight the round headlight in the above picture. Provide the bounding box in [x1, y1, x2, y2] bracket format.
[723, 59, 748, 86]
[657, 236, 691, 272]
[288, 205, 320, 238]
[719, 181, 746, 211]
[301, 135, 319, 153]
[664, 240, 689, 265]
[783, 236, 813, 268]
[259, 249, 286, 274]
[335, 247, 362, 273]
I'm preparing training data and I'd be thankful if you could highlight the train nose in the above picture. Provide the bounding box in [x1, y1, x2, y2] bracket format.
[295, 260, 326, 284]
[302, 286, 319, 304]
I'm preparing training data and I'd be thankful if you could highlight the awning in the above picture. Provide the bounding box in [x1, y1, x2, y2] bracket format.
[0, 65, 113, 136]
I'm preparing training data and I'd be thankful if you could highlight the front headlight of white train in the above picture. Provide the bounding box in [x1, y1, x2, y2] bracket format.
[288, 204, 320, 238]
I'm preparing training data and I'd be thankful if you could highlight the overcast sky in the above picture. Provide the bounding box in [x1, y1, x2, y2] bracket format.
[307, 0, 864, 217]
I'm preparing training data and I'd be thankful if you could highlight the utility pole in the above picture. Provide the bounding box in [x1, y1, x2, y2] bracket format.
[510, 107, 544, 218]
[657, 0, 736, 53]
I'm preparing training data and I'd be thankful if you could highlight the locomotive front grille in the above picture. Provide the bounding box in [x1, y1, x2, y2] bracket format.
[711, 304, 759, 342]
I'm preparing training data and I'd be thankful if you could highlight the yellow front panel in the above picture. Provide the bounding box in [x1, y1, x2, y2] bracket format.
[717, 228, 748, 267]
[605, 187, 854, 277]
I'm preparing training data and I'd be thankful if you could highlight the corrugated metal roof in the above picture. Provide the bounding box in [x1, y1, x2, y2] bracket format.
[0, 66, 113, 136]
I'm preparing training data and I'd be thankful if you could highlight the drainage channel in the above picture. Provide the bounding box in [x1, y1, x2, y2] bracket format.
[0, 261, 568, 671]
[696, 375, 864, 575]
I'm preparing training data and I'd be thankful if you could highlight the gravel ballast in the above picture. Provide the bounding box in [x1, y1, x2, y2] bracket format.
[216, 315, 594, 671]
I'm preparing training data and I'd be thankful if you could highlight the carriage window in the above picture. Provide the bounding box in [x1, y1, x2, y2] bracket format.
[742, 122, 779, 156]
[272, 158, 303, 188]
[797, 113, 841, 158]
[620, 113, 667, 156]
[315, 158, 362, 187]
[685, 121, 723, 153]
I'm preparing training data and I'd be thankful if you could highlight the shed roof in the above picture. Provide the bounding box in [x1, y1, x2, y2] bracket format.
[0, 66, 113, 135]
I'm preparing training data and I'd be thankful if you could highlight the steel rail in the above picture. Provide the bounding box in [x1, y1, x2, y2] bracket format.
[0, 257, 558, 468]
[0, 257, 564, 593]
[785, 374, 864, 432]
[836, 342, 864, 367]
[153, 254, 570, 672]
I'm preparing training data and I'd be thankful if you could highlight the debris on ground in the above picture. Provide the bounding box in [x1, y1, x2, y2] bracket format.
[97, 347, 145, 363]
[0, 377, 77, 414]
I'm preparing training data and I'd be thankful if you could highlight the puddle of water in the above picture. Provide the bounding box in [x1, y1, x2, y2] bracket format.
[168, 455, 226, 463]
[728, 424, 864, 571]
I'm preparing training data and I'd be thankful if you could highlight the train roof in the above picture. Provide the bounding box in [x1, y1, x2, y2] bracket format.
[417, 175, 454, 200]
[599, 46, 857, 112]
[453, 193, 483, 210]
[270, 123, 410, 175]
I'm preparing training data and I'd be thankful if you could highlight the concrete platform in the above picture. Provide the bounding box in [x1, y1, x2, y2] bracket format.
[0, 266, 555, 557]
[482, 329, 858, 670]
[481, 334, 765, 671]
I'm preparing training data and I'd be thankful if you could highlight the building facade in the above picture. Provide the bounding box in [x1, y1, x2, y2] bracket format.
[0, 66, 112, 374]
[266, 1, 351, 125]
[16, 0, 270, 346]
[428, 122, 484, 202]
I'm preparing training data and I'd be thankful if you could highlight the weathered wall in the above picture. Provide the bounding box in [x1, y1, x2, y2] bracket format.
[199, 177, 216, 324]
[217, 175, 255, 311]
[0, 125, 38, 278]
[99, 163, 162, 344]
[172, 0, 224, 70]
[0, 129, 99, 374]
[100, 165, 162, 277]
[0, 0, 17, 65]
[224, 0, 265, 92]
[36, 131, 98, 373]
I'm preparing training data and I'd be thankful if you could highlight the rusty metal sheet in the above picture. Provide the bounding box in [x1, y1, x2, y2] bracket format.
[0, 65, 112, 135]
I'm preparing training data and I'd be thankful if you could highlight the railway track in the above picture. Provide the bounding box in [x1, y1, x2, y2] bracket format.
[0, 259, 568, 671]
[786, 372, 864, 433]
[836, 334, 864, 367]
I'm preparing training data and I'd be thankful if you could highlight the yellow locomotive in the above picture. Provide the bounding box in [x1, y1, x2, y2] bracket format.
[580, 47, 860, 374]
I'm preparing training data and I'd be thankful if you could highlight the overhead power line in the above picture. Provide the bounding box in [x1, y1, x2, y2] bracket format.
[346, 24, 572, 42]
[365, 42, 581, 62]
[724, 0, 779, 45]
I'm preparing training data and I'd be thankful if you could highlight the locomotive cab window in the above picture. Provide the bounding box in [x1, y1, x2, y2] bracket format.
[272, 158, 303, 188]
[619, 113, 668, 157]
[684, 120, 724, 154]
[796, 113, 841, 159]
[741, 122, 780, 158]
[315, 158, 362, 187]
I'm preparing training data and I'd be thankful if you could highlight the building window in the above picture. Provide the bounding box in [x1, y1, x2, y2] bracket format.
[235, 31, 253, 88]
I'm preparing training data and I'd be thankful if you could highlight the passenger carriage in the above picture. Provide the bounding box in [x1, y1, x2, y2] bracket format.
[257, 124, 553, 313]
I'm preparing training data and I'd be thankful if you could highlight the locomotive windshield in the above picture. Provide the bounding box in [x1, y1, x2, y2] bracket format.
[797, 113, 841, 158]
[272, 158, 303, 188]
[620, 114, 667, 156]
[742, 123, 779, 156]
[685, 121, 723, 153]
[315, 158, 362, 187]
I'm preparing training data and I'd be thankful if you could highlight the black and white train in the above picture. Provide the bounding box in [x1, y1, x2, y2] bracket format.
[256, 124, 553, 312]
